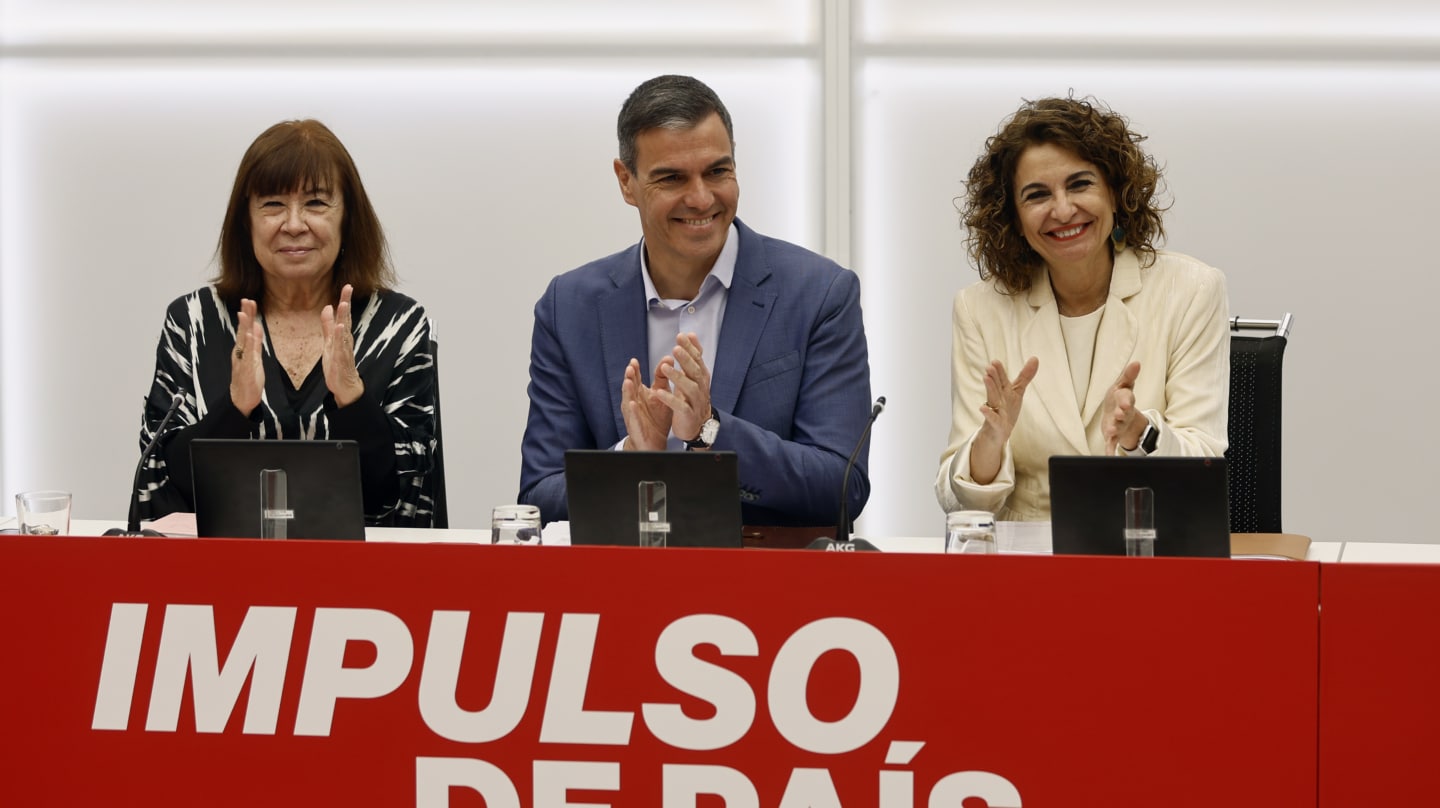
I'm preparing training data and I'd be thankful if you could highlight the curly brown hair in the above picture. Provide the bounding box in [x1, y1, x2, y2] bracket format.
[215, 119, 395, 307]
[960, 96, 1167, 294]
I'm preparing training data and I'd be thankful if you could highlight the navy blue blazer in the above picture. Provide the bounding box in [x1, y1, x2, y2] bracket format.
[519, 219, 873, 527]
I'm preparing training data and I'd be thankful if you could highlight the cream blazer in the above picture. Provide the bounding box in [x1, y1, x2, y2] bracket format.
[935, 249, 1230, 521]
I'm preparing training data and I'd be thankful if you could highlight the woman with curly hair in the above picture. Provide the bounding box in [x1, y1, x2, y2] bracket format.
[935, 96, 1229, 521]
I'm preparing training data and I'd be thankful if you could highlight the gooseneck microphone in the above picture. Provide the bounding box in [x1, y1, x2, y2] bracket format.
[809, 395, 886, 551]
[104, 393, 184, 537]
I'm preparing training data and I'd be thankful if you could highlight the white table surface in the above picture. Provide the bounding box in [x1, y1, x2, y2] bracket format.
[865, 526, 1345, 563]
[1336, 542, 1440, 564]
[0, 516, 1373, 564]
[1, 517, 496, 545]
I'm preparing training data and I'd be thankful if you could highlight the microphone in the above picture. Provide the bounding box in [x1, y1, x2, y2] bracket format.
[808, 395, 885, 552]
[104, 393, 184, 537]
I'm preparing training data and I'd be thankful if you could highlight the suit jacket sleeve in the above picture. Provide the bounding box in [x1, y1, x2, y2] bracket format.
[518, 276, 585, 522]
[716, 268, 873, 526]
[935, 287, 1018, 515]
[1146, 262, 1229, 457]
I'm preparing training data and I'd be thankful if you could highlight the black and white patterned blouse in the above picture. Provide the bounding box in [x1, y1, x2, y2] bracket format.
[136, 285, 438, 526]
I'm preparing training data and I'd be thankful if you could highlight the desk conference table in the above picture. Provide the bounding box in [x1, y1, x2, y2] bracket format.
[0, 519, 1434, 807]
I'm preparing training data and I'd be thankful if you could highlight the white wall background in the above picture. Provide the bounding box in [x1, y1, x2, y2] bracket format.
[2, 0, 1438, 542]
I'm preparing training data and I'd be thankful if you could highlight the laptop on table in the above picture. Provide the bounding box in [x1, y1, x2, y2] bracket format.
[564, 450, 743, 548]
[190, 439, 366, 540]
[1049, 456, 1230, 558]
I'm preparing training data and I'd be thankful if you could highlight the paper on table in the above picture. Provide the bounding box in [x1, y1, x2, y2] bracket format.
[145, 511, 197, 537]
[999, 521, 1053, 555]
[1230, 533, 1312, 561]
[541, 521, 571, 546]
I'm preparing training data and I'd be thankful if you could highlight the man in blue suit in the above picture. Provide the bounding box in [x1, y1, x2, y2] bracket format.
[519, 74, 873, 528]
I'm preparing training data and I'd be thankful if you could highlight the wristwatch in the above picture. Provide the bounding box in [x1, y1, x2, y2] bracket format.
[1136, 419, 1159, 455]
[684, 407, 720, 451]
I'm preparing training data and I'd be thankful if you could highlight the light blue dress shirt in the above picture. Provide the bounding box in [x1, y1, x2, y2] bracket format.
[620, 223, 738, 450]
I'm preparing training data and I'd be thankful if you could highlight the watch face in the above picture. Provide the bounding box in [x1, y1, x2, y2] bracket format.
[1141, 424, 1158, 453]
[700, 418, 720, 445]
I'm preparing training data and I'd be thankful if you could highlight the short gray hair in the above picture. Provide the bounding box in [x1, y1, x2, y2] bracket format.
[617, 75, 734, 172]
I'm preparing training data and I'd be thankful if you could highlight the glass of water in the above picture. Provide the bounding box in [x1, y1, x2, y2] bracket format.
[1124, 487, 1156, 557]
[637, 480, 670, 547]
[945, 510, 997, 554]
[16, 490, 72, 536]
[491, 504, 541, 545]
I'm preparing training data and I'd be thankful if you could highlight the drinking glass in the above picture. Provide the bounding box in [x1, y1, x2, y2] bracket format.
[945, 510, 997, 554]
[491, 504, 541, 544]
[1125, 487, 1156, 557]
[637, 480, 670, 547]
[16, 491, 72, 536]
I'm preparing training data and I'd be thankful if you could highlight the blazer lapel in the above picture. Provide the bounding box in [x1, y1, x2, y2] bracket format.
[598, 250, 649, 437]
[711, 221, 776, 413]
[1081, 250, 1141, 425]
[1022, 272, 1090, 455]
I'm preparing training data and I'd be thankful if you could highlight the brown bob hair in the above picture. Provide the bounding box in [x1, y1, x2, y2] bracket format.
[214, 119, 394, 306]
[960, 96, 1167, 294]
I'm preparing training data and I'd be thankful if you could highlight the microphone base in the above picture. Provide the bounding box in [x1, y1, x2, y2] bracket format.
[806, 537, 881, 552]
[101, 528, 168, 537]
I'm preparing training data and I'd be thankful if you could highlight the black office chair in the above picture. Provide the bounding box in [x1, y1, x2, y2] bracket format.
[1226, 314, 1292, 533]
[424, 319, 448, 528]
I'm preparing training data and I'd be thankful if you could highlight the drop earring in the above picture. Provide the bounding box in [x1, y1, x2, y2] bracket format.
[1110, 221, 1126, 250]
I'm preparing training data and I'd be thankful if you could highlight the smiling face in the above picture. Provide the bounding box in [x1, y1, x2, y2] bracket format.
[614, 111, 738, 290]
[248, 182, 345, 289]
[1012, 142, 1117, 280]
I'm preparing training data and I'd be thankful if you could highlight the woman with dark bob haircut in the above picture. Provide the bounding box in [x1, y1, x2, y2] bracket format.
[134, 119, 439, 526]
[936, 96, 1229, 521]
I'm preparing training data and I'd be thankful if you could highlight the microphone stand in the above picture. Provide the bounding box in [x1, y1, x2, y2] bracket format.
[104, 393, 184, 537]
[808, 396, 885, 551]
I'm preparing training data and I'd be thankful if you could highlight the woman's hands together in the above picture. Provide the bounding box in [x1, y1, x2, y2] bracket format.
[231, 284, 366, 415]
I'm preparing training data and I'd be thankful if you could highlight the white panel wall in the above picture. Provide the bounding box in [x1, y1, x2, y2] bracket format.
[1, 0, 816, 43]
[857, 59, 1440, 542]
[3, 0, 1439, 543]
[859, 0, 1440, 39]
[0, 0, 822, 528]
[852, 0, 1440, 542]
